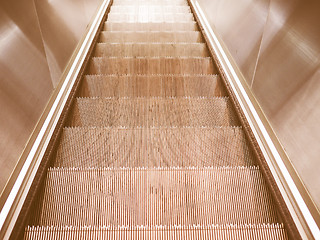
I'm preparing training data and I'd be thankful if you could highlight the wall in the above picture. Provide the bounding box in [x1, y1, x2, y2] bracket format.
[0, 0, 102, 193]
[196, 0, 320, 209]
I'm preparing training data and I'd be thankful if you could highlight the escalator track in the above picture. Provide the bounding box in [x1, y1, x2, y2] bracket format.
[20, 0, 295, 238]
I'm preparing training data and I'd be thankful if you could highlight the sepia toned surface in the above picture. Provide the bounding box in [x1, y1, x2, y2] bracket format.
[25, 0, 291, 238]
[0, 0, 103, 194]
[0, 0, 52, 195]
[35, 167, 277, 226]
[196, 0, 270, 86]
[195, 0, 320, 210]
[55, 127, 255, 167]
[24, 224, 288, 239]
[79, 75, 225, 97]
[33, 0, 103, 86]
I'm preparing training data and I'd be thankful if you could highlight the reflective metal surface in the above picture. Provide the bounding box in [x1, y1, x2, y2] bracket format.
[34, 0, 102, 86]
[0, 0, 52, 194]
[195, 0, 320, 211]
[253, 0, 320, 211]
[197, 0, 270, 86]
[0, 0, 103, 194]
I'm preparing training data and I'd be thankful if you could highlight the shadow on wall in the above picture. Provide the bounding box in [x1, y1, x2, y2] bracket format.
[0, 0, 102, 195]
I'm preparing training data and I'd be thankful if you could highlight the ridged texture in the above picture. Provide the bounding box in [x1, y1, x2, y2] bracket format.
[25, 224, 288, 240]
[113, 0, 188, 6]
[107, 13, 194, 22]
[98, 31, 203, 43]
[94, 43, 208, 57]
[55, 127, 255, 167]
[110, 5, 191, 13]
[104, 22, 198, 31]
[87, 57, 216, 75]
[25, 0, 289, 238]
[34, 167, 278, 226]
[70, 97, 238, 127]
[79, 75, 224, 97]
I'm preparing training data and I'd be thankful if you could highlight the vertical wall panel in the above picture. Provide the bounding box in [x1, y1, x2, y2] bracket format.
[0, 0, 53, 192]
[34, 0, 102, 86]
[253, 0, 320, 208]
[253, 0, 320, 116]
[0, 0, 103, 194]
[197, 0, 270, 85]
[195, 0, 320, 210]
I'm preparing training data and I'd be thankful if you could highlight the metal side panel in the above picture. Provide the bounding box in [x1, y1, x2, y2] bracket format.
[0, 0, 112, 239]
[188, 0, 320, 239]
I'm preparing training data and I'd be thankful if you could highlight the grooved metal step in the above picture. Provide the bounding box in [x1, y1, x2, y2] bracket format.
[79, 75, 225, 97]
[70, 97, 238, 127]
[94, 43, 209, 57]
[107, 13, 194, 22]
[110, 5, 191, 14]
[112, 1, 188, 6]
[55, 127, 255, 167]
[23, 0, 289, 237]
[104, 22, 198, 31]
[24, 224, 288, 239]
[33, 167, 278, 226]
[87, 57, 216, 75]
[98, 31, 204, 43]
[113, 0, 186, 2]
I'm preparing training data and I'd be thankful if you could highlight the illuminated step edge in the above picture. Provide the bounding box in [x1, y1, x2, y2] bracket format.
[25, 224, 288, 239]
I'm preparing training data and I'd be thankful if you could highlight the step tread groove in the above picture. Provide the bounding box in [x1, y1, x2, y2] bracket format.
[25, 224, 288, 240]
[33, 167, 279, 226]
[70, 97, 239, 127]
[79, 75, 224, 97]
[55, 126, 254, 167]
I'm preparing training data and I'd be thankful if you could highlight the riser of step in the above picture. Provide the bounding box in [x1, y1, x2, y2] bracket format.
[113, 2, 188, 7]
[87, 57, 217, 75]
[113, 0, 187, 3]
[104, 22, 198, 31]
[34, 167, 278, 226]
[94, 43, 209, 57]
[107, 13, 194, 22]
[98, 31, 204, 43]
[70, 97, 238, 127]
[24, 224, 288, 240]
[79, 75, 225, 97]
[110, 5, 191, 13]
[55, 127, 255, 167]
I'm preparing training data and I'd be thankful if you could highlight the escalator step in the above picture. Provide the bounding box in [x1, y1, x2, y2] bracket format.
[104, 22, 198, 31]
[79, 75, 225, 97]
[34, 167, 278, 226]
[24, 224, 288, 239]
[107, 13, 194, 22]
[22, 0, 291, 237]
[110, 5, 191, 14]
[98, 31, 204, 43]
[87, 57, 216, 75]
[70, 97, 238, 127]
[113, 0, 188, 6]
[94, 43, 209, 57]
[55, 127, 255, 167]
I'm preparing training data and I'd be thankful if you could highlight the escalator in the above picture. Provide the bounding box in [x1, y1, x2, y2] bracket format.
[19, 0, 296, 238]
